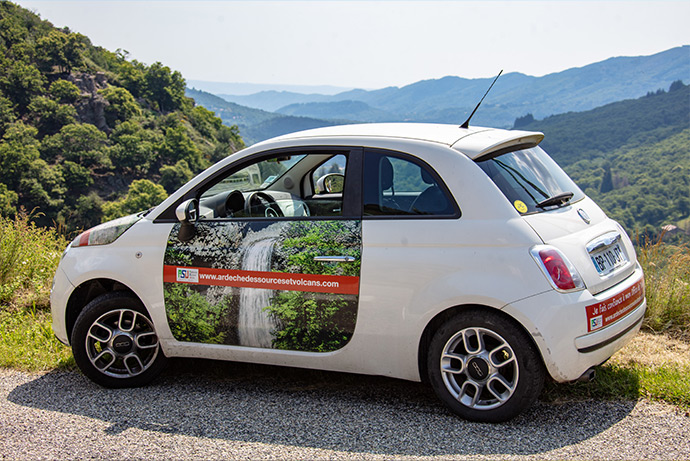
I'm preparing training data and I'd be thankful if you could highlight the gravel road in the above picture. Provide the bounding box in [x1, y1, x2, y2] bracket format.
[1, 360, 689, 460]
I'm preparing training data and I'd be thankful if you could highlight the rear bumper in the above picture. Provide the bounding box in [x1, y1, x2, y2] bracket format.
[575, 301, 645, 353]
[504, 265, 646, 382]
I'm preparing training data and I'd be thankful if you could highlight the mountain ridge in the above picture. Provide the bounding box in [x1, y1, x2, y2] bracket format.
[219, 46, 689, 129]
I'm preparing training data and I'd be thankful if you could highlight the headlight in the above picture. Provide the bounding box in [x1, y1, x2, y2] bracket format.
[71, 214, 142, 247]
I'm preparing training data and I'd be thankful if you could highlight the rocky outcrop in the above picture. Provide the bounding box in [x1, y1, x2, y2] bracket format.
[66, 72, 111, 133]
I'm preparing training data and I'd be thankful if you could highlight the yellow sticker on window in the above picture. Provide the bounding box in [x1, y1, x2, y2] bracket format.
[514, 200, 528, 213]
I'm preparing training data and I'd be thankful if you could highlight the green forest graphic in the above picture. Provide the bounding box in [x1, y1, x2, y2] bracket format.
[164, 220, 361, 352]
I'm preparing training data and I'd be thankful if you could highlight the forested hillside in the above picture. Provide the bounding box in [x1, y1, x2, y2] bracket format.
[0, 2, 243, 232]
[517, 81, 690, 239]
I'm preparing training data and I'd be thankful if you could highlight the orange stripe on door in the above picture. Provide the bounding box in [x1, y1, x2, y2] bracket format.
[163, 265, 360, 295]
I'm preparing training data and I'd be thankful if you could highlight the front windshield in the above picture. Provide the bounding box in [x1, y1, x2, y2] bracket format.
[477, 147, 584, 214]
[202, 155, 305, 198]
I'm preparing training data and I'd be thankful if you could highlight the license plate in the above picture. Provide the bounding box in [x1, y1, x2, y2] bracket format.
[590, 242, 627, 275]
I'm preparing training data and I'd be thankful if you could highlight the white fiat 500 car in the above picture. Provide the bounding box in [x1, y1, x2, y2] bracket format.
[52, 123, 646, 422]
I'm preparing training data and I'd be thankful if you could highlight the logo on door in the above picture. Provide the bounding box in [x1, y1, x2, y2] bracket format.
[176, 267, 199, 283]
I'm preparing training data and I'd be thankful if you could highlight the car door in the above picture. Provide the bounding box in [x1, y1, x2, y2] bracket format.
[161, 148, 363, 353]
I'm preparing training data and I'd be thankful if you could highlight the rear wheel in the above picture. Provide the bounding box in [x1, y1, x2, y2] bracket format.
[71, 292, 167, 388]
[427, 310, 544, 422]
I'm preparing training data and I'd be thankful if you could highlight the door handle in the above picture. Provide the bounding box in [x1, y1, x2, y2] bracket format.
[313, 255, 357, 263]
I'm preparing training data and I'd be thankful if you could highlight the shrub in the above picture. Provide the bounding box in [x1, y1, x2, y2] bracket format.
[0, 211, 67, 309]
[638, 236, 690, 340]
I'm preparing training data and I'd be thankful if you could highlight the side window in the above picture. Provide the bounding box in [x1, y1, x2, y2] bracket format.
[312, 154, 346, 194]
[195, 152, 353, 220]
[302, 154, 347, 217]
[198, 154, 307, 219]
[363, 151, 456, 217]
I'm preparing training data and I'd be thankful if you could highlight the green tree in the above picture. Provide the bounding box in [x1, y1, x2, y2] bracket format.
[99, 85, 141, 126]
[60, 191, 103, 230]
[0, 61, 46, 110]
[189, 105, 222, 139]
[160, 123, 205, 171]
[0, 4, 29, 49]
[0, 122, 40, 189]
[60, 160, 93, 194]
[0, 183, 18, 217]
[160, 159, 194, 193]
[117, 60, 146, 98]
[41, 123, 110, 169]
[144, 62, 187, 113]
[109, 120, 162, 175]
[48, 79, 81, 103]
[15, 157, 66, 222]
[0, 94, 17, 136]
[102, 179, 167, 220]
[27, 96, 76, 136]
[266, 221, 361, 351]
[35, 30, 86, 73]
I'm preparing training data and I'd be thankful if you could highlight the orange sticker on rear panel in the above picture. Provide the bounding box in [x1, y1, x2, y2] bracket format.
[585, 278, 645, 332]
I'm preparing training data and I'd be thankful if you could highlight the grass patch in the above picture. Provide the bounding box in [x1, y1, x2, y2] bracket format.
[638, 236, 690, 340]
[0, 305, 74, 371]
[545, 333, 690, 408]
[0, 213, 74, 371]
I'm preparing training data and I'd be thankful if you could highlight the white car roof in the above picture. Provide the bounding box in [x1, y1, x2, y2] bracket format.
[268, 123, 544, 160]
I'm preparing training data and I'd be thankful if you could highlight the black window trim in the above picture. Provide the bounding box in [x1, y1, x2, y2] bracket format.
[361, 148, 461, 220]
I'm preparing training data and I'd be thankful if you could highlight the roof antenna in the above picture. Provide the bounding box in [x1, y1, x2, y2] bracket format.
[460, 69, 503, 129]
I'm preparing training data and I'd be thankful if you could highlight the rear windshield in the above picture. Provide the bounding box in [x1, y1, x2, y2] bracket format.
[477, 147, 584, 214]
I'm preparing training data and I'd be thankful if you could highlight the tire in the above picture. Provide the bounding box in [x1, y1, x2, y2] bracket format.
[71, 292, 167, 388]
[427, 309, 545, 422]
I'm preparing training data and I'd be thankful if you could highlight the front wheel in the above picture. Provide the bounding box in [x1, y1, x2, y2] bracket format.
[71, 292, 167, 388]
[427, 310, 545, 422]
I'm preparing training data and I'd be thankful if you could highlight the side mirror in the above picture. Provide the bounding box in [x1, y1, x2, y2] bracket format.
[175, 199, 198, 241]
[316, 173, 345, 194]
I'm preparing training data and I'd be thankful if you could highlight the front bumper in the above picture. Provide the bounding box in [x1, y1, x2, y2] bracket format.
[504, 265, 646, 382]
[50, 266, 75, 346]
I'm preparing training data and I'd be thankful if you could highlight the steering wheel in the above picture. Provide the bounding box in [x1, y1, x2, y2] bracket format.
[245, 192, 284, 218]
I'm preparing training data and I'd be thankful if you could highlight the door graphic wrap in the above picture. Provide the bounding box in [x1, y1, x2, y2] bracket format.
[164, 220, 361, 352]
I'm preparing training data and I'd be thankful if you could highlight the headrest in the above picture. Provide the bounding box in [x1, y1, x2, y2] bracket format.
[421, 168, 434, 185]
[381, 157, 394, 190]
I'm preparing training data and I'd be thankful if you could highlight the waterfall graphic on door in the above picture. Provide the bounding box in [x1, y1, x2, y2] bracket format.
[238, 237, 278, 347]
[163, 220, 362, 352]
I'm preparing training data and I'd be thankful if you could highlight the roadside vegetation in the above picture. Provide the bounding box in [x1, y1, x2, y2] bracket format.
[1, 212, 688, 409]
[0, 212, 74, 370]
[638, 236, 690, 339]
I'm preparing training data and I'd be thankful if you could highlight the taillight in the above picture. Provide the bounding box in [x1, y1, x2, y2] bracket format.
[530, 246, 585, 292]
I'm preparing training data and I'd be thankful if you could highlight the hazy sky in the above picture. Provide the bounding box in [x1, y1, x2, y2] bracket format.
[15, 1, 690, 89]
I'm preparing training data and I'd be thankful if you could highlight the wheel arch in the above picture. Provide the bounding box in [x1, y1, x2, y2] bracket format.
[65, 278, 141, 343]
[416, 303, 544, 383]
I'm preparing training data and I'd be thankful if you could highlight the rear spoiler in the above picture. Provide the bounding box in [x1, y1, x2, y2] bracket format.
[451, 129, 544, 161]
